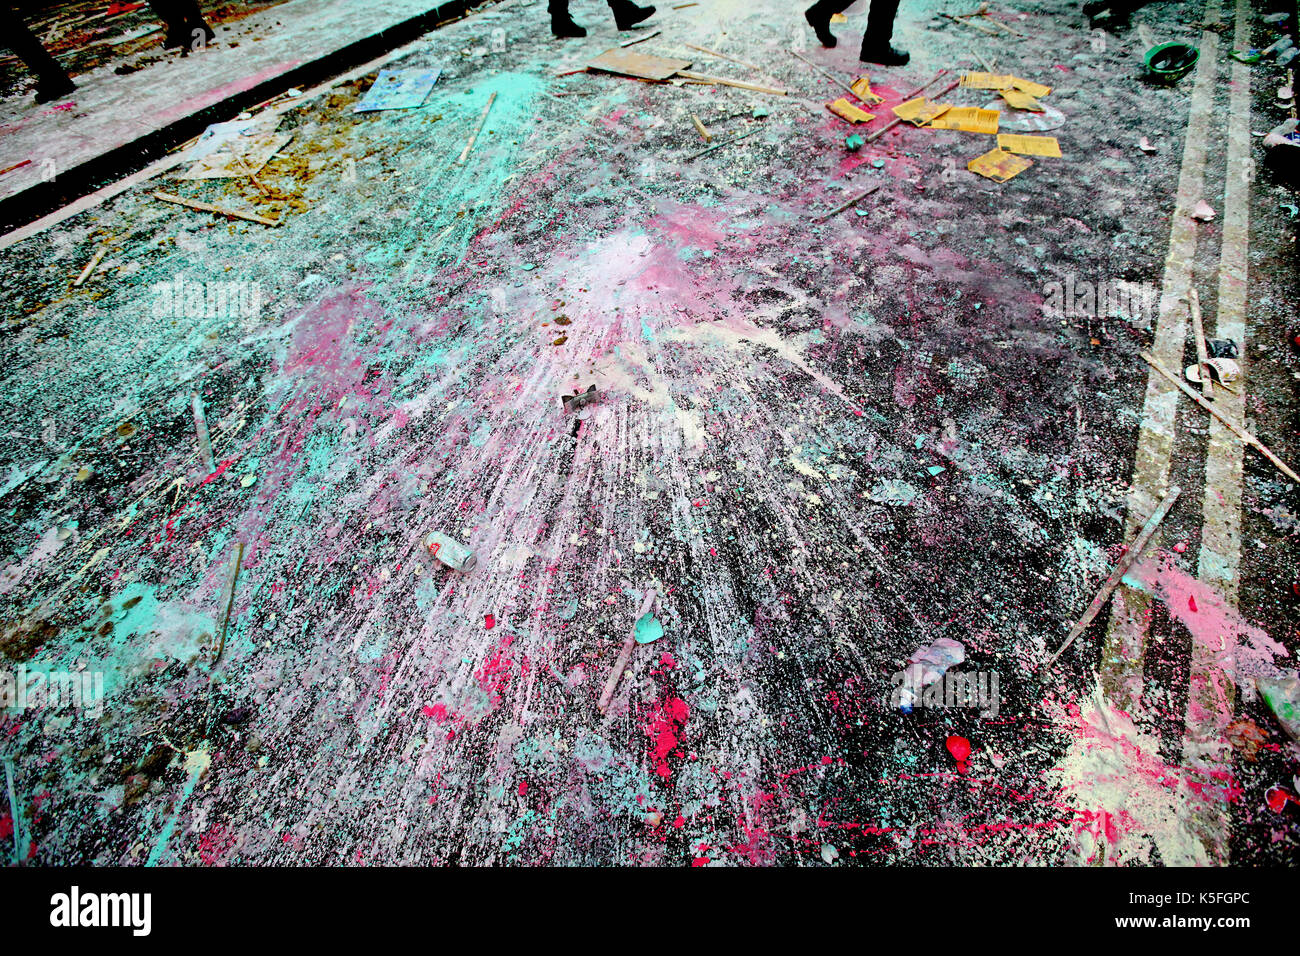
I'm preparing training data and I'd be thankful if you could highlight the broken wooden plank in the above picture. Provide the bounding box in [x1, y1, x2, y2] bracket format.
[455, 91, 497, 165]
[691, 113, 712, 142]
[1141, 351, 1300, 482]
[588, 47, 693, 80]
[1044, 485, 1181, 667]
[1188, 289, 1213, 400]
[153, 191, 279, 226]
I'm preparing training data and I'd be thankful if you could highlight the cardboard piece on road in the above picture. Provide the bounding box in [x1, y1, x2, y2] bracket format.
[180, 132, 293, 180]
[850, 75, 884, 105]
[354, 68, 443, 112]
[929, 106, 1000, 133]
[959, 71, 1015, 89]
[828, 97, 875, 123]
[1010, 76, 1053, 98]
[996, 133, 1061, 156]
[968, 147, 1033, 181]
[1000, 88, 1044, 111]
[893, 96, 953, 126]
[588, 48, 693, 80]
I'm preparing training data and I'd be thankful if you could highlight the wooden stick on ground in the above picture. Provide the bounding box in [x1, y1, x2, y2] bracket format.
[154, 191, 279, 226]
[72, 244, 109, 287]
[1188, 288, 1213, 400]
[686, 127, 759, 160]
[191, 391, 215, 474]
[1044, 485, 1181, 668]
[455, 91, 497, 165]
[228, 144, 272, 197]
[941, 11, 1001, 34]
[901, 69, 951, 101]
[212, 541, 245, 663]
[865, 77, 961, 143]
[674, 70, 787, 95]
[813, 182, 882, 222]
[1141, 351, 1300, 481]
[691, 113, 712, 142]
[684, 42, 764, 72]
[788, 49, 860, 100]
[621, 29, 662, 47]
[597, 588, 657, 713]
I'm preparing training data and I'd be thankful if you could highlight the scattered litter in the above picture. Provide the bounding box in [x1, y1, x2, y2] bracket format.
[959, 71, 1016, 90]
[828, 98, 874, 123]
[1207, 338, 1239, 359]
[1138, 136, 1158, 153]
[597, 588, 658, 713]
[485, 614, 496, 629]
[892, 96, 952, 126]
[844, 133, 865, 151]
[423, 532, 477, 572]
[929, 107, 1000, 134]
[1144, 42, 1199, 84]
[180, 118, 291, 180]
[354, 68, 442, 112]
[1141, 352, 1300, 481]
[691, 113, 712, 142]
[1266, 786, 1298, 813]
[1191, 199, 1216, 221]
[849, 75, 883, 105]
[968, 147, 1032, 182]
[996, 133, 1061, 157]
[634, 612, 664, 644]
[999, 88, 1044, 112]
[1184, 357, 1241, 388]
[820, 843, 839, 863]
[587, 48, 692, 81]
[562, 385, 601, 413]
[1045, 485, 1181, 666]
[455, 92, 497, 165]
[895, 638, 966, 711]
[1258, 674, 1300, 741]
[946, 735, 972, 773]
[154, 191, 279, 227]
[212, 541, 245, 663]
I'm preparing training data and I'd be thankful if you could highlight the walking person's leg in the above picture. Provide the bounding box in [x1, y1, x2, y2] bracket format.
[1, 5, 76, 103]
[606, 0, 656, 30]
[860, 0, 908, 66]
[550, 0, 587, 37]
[804, 0, 857, 49]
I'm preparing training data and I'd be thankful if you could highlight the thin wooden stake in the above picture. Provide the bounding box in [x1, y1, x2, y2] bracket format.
[813, 182, 881, 221]
[72, 244, 109, 287]
[1141, 351, 1300, 481]
[1188, 289, 1213, 400]
[686, 127, 759, 160]
[1044, 486, 1181, 668]
[154, 191, 279, 226]
[684, 42, 764, 72]
[621, 29, 662, 47]
[674, 70, 787, 95]
[691, 113, 712, 142]
[788, 49, 860, 101]
[455, 91, 497, 165]
[212, 541, 245, 663]
[598, 589, 657, 713]
[191, 391, 215, 475]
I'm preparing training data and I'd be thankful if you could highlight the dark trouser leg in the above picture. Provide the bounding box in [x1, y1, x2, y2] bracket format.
[607, 0, 656, 30]
[1, 7, 76, 99]
[805, 0, 856, 47]
[861, 0, 908, 65]
[549, 0, 587, 36]
[148, 0, 214, 48]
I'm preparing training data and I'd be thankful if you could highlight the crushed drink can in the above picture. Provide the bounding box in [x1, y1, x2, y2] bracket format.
[423, 532, 476, 572]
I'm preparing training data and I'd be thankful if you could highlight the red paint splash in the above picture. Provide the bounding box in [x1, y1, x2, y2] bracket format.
[646, 695, 690, 779]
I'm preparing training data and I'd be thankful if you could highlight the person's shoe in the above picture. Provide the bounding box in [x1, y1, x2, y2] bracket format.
[611, 0, 656, 30]
[860, 42, 909, 66]
[552, 16, 587, 37]
[805, 6, 837, 47]
[34, 75, 76, 104]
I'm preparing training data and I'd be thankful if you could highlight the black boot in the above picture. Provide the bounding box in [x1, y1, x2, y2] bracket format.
[860, 0, 908, 65]
[609, 0, 656, 30]
[805, 2, 838, 47]
[549, 0, 587, 36]
[35, 74, 76, 103]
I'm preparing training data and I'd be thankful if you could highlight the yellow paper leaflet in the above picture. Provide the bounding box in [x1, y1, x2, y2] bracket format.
[928, 107, 1000, 134]
[850, 76, 884, 105]
[827, 98, 875, 123]
[1000, 89, 1044, 112]
[959, 72, 1015, 90]
[996, 133, 1062, 157]
[892, 96, 952, 126]
[1010, 76, 1053, 98]
[967, 147, 1034, 182]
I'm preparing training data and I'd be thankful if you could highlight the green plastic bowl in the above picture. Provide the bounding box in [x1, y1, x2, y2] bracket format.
[1145, 42, 1200, 83]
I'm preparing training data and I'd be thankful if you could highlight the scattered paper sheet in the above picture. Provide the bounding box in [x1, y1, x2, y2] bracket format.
[997, 133, 1062, 157]
[1010, 76, 1053, 98]
[892, 96, 952, 126]
[827, 98, 875, 123]
[850, 76, 884, 105]
[929, 106, 1000, 134]
[968, 147, 1034, 181]
[354, 68, 442, 112]
[1000, 89, 1045, 111]
[960, 72, 1015, 90]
